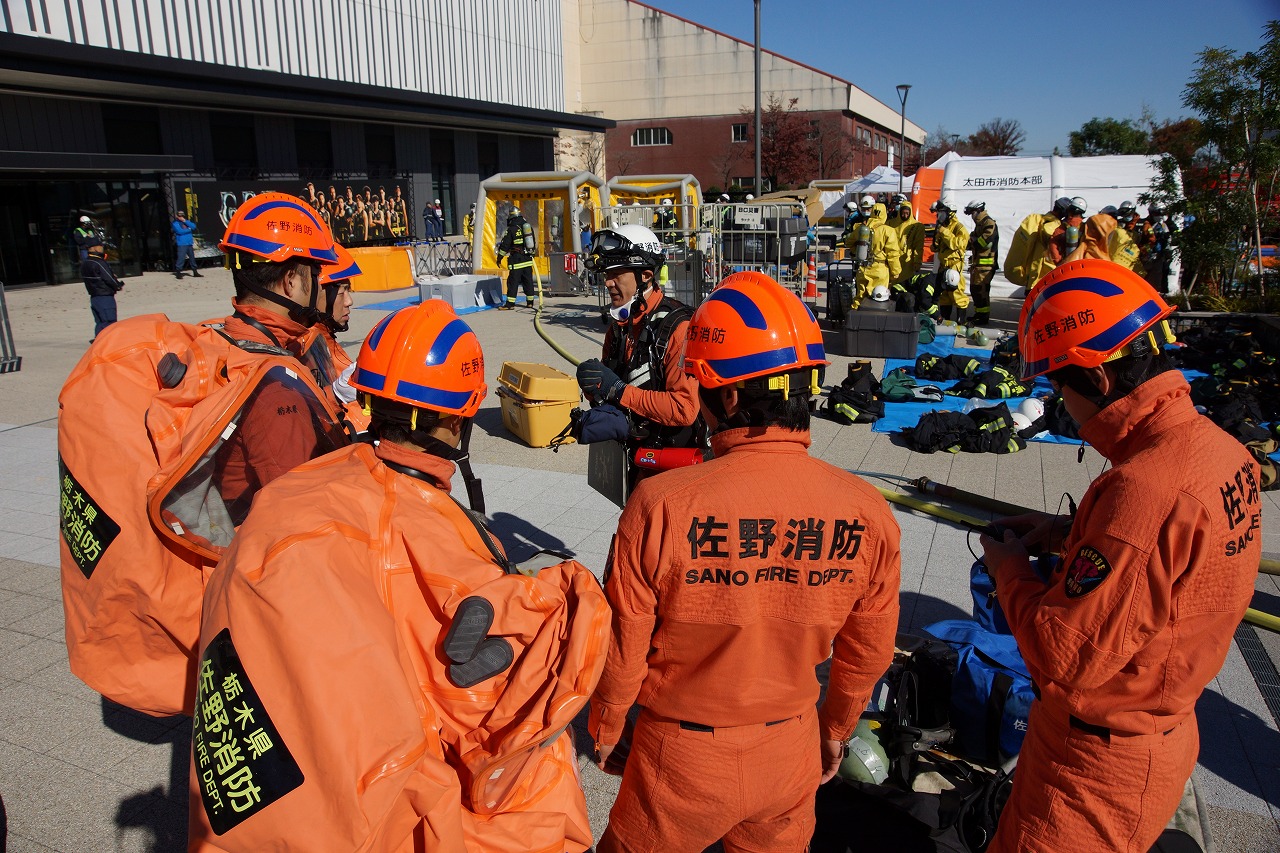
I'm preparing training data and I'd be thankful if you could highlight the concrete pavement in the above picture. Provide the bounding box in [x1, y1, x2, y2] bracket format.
[0, 269, 1276, 851]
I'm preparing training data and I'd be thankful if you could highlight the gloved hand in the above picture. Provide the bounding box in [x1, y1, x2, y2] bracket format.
[333, 362, 358, 405]
[576, 359, 626, 404]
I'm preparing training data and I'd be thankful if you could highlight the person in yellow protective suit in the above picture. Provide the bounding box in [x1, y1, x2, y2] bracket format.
[589, 272, 901, 853]
[981, 260, 1257, 853]
[889, 198, 926, 284]
[931, 200, 970, 323]
[848, 202, 901, 309]
[1004, 197, 1080, 288]
[189, 299, 608, 853]
[1067, 206, 1145, 274]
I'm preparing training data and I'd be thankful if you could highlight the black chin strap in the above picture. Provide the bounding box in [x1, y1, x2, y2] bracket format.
[231, 311, 283, 348]
[377, 419, 485, 514]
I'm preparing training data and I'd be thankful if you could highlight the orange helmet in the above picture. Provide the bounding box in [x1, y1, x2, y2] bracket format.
[684, 271, 828, 390]
[352, 300, 486, 417]
[1018, 258, 1175, 381]
[319, 243, 362, 286]
[219, 192, 339, 265]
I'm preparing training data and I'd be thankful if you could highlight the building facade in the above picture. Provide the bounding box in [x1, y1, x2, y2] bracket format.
[572, 1, 925, 193]
[0, 0, 608, 286]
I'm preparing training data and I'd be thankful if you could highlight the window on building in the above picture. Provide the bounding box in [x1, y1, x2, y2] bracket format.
[295, 118, 333, 180]
[366, 124, 397, 180]
[732, 123, 749, 143]
[103, 104, 162, 156]
[631, 127, 673, 146]
[210, 111, 259, 179]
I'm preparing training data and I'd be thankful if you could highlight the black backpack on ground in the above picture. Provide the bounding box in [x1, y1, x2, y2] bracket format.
[823, 361, 885, 425]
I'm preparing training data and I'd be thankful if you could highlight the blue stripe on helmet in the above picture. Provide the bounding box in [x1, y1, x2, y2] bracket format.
[394, 380, 474, 411]
[425, 319, 471, 366]
[309, 244, 340, 263]
[324, 259, 361, 282]
[1022, 276, 1124, 339]
[802, 301, 817, 323]
[708, 346, 798, 381]
[224, 232, 285, 256]
[707, 287, 768, 330]
[367, 313, 396, 351]
[806, 343, 826, 362]
[353, 366, 386, 391]
[1077, 299, 1164, 354]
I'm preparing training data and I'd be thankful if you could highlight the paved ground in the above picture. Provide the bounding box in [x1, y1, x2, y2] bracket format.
[0, 269, 1277, 851]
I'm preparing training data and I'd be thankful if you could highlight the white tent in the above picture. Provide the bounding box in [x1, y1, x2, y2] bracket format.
[844, 165, 904, 196]
[927, 151, 962, 170]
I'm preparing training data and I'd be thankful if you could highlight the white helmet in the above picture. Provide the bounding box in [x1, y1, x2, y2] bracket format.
[871, 285, 891, 302]
[719, 194, 731, 203]
[964, 200, 985, 214]
[860, 195, 876, 209]
[1011, 412, 1033, 432]
[585, 223, 664, 274]
[944, 268, 961, 289]
[846, 201, 858, 212]
[661, 198, 672, 206]
[434, 198, 441, 204]
[79, 215, 91, 224]
[1017, 397, 1045, 422]
[745, 194, 755, 201]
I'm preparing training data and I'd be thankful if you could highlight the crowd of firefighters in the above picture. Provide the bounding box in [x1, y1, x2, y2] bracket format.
[835, 191, 1179, 332]
[54, 187, 1260, 853]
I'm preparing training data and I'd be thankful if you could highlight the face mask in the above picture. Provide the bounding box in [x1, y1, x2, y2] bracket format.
[937, 211, 951, 225]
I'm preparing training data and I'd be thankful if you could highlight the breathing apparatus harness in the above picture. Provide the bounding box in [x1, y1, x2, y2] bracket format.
[361, 394, 487, 514]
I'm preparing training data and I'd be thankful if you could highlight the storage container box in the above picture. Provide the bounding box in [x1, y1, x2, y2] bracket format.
[837, 311, 920, 359]
[497, 362, 581, 404]
[497, 387, 577, 448]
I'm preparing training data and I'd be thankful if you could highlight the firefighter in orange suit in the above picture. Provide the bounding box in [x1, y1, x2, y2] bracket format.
[980, 259, 1259, 853]
[589, 271, 902, 853]
[189, 300, 609, 853]
[312, 242, 369, 430]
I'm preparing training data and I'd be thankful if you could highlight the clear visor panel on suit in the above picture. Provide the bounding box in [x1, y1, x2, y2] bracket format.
[156, 366, 346, 557]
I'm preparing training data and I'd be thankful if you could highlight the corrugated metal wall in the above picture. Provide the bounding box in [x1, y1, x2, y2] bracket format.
[0, 0, 565, 113]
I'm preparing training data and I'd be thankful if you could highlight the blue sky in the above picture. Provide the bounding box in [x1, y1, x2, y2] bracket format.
[644, 0, 1274, 157]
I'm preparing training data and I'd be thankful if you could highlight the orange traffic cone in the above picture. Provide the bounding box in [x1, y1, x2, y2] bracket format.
[804, 250, 818, 301]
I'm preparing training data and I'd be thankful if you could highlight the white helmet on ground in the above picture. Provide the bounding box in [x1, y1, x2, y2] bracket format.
[1011, 412, 1033, 432]
[1017, 397, 1045, 422]
[871, 285, 890, 302]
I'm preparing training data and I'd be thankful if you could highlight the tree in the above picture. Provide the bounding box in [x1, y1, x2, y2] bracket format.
[1179, 20, 1280, 297]
[1147, 118, 1205, 170]
[967, 118, 1025, 156]
[1068, 117, 1150, 156]
[807, 114, 854, 179]
[923, 125, 963, 164]
[740, 95, 813, 189]
[553, 132, 605, 176]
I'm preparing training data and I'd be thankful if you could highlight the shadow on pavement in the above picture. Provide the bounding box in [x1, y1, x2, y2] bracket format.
[105, 697, 189, 852]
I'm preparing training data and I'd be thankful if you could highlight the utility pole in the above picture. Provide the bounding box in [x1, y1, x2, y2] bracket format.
[896, 84, 911, 194]
[754, 0, 762, 197]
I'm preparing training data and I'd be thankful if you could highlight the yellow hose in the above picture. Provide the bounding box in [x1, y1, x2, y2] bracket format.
[1244, 607, 1280, 634]
[529, 264, 583, 368]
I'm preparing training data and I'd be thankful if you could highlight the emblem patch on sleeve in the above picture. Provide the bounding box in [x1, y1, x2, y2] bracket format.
[1064, 545, 1111, 598]
[193, 628, 304, 834]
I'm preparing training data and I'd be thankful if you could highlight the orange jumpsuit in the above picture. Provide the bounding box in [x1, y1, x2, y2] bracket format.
[589, 427, 901, 852]
[604, 288, 700, 429]
[190, 441, 607, 853]
[987, 372, 1260, 853]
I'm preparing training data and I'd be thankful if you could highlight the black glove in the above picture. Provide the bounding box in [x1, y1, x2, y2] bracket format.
[577, 359, 626, 404]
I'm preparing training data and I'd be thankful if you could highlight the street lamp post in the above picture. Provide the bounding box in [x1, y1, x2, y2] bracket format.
[896, 84, 911, 195]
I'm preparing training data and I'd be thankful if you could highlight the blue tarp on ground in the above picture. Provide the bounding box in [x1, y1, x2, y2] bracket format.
[356, 290, 525, 315]
[868, 335, 1213, 448]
